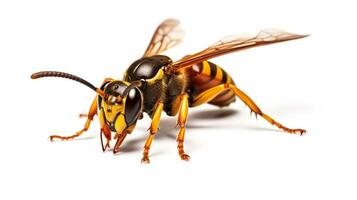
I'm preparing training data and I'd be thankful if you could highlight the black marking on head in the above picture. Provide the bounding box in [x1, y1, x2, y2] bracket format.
[104, 81, 128, 97]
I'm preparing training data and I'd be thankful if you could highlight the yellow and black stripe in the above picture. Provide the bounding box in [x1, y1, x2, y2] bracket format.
[188, 60, 236, 107]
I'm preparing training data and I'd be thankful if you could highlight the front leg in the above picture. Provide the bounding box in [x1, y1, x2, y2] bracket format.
[49, 95, 98, 141]
[49, 77, 113, 141]
[141, 101, 164, 164]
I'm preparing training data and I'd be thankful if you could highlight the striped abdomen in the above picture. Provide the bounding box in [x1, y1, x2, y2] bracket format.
[187, 60, 236, 107]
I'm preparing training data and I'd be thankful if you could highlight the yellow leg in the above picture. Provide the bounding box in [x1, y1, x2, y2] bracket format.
[141, 101, 164, 164]
[49, 78, 113, 141]
[79, 113, 88, 118]
[192, 84, 306, 135]
[49, 96, 98, 141]
[176, 93, 190, 161]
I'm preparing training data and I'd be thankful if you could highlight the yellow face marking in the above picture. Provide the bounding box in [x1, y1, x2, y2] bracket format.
[101, 79, 130, 124]
[114, 114, 127, 134]
[101, 99, 125, 123]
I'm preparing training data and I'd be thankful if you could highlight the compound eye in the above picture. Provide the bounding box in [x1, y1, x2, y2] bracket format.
[124, 88, 142, 125]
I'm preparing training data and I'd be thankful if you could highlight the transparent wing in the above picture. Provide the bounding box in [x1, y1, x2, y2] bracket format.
[170, 29, 308, 71]
[143, 19, 184, 57]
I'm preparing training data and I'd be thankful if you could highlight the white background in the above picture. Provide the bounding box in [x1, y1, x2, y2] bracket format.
[0, 0, 356, 199]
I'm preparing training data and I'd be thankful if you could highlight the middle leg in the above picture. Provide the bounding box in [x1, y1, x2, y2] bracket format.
[141, 101, 164, 164]
[176, 93, 190, 161]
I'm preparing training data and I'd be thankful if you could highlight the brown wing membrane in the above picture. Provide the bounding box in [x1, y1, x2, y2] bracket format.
[170, 29, 308, 72]
[143, 19, 184, 57]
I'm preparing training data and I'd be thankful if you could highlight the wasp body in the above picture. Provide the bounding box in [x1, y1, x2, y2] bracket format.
[32, 19, 307, 163]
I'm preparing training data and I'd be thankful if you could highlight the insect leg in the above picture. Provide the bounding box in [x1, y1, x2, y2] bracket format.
[176, 93, 190, 161]
[99, 108, 112, 151]
[192, 84, 306, 135]
[49, 95, 98, 141]
[49, 78, 113, 141]
[79, 113, 88, 118]
[141, 101, 164, 164]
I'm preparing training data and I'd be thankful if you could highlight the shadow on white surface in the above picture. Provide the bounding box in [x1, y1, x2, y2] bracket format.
[189, 108, 239, 119]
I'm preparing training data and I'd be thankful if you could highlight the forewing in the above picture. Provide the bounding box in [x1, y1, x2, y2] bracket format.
[170, 29, 308, 71]
[143, 19, 184, 57]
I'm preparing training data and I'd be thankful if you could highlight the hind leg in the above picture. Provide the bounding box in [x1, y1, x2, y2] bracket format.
[192, 84, 306, 135]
